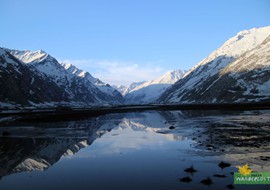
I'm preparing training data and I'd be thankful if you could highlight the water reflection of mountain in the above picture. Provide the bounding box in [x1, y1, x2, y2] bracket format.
[1, 110, 270, 180]
[0, 111, 188, 180]
[0, 114, 124, 179]
[119, 112, 187, 141]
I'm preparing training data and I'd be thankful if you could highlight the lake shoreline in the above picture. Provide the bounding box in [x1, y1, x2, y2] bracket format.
[1, 102, 270, 122]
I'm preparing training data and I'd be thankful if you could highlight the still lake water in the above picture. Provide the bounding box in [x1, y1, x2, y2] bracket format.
[0, 110, 270, 190]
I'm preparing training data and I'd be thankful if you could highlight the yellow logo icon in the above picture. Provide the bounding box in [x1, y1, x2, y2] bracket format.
[238, 164, 252, 176]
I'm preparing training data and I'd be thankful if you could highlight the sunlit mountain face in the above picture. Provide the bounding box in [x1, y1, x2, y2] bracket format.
[159, 26, 270, 104]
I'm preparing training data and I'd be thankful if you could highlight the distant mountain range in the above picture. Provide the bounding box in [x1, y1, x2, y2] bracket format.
[114, 70, 185, 104]
[1, 26, 270, 108]
[159, 26, 270, 104]
[113, 81, 146, 96]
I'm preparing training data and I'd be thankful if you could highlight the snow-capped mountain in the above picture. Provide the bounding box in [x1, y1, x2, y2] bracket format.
[159, 26, 270, 103]
[113, 81, 146, 96]
[0, 48, 70, 107]
[0, 48, 124, 108]
[124, 70, 185, 104]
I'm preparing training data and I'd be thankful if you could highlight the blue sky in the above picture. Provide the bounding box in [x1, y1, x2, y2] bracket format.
[1, 0, 270, 85]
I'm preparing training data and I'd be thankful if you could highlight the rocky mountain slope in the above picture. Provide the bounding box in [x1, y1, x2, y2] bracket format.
[0, 48, 124, 108]
[0, 48, 70, 107]
[61, 63, 124, 103]
[159, 26, 270, 104]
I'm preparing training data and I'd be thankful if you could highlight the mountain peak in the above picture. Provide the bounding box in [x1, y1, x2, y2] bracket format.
[156, 69, 186, 84]
[219, 26, 270, 57]
[5, 48, 49, 64]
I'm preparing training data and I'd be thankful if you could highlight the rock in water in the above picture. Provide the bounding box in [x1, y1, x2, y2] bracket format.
[200, 177, 213, 186]
[179, 176, 192, 183]
[184, 165, 197, 173]
[218, 161, 231, 169]
[169, 126, 175, 130]
[213, 174, 227, 178]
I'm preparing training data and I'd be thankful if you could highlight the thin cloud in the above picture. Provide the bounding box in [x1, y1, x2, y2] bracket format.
[61, 59, 166, 86]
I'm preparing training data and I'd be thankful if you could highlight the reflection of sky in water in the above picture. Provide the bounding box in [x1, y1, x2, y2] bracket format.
[55, 121, 238, 190]
[74, 127, 188, 158]
[0, 110, 270, 190]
